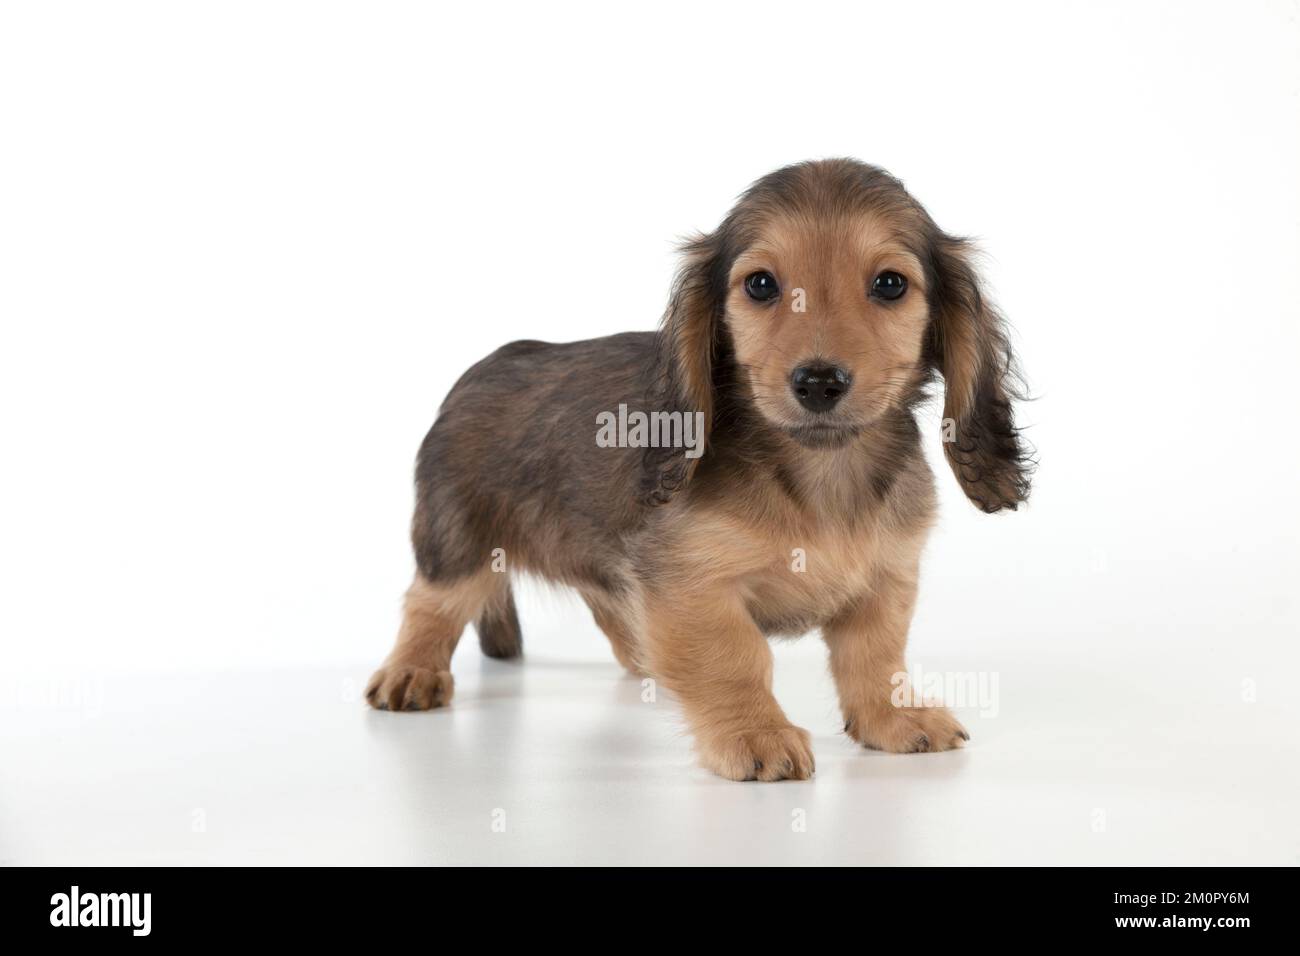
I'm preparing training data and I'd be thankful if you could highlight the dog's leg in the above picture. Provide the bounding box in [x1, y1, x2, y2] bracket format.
[476, 581, 522, 659]
[582, 594, 645, 675]
[645, 588, 814, 781]
[823, 564, 968, 752]
[366, 572, 493, 711]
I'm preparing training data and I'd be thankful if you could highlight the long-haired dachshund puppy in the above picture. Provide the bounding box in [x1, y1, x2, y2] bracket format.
[367, 158, 1031, 781]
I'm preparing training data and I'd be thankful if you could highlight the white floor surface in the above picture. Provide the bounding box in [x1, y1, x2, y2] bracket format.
[3, 639, 1295, 866]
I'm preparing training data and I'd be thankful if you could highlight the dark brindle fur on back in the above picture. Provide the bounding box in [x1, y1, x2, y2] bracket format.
[368, 158, 1032, 781]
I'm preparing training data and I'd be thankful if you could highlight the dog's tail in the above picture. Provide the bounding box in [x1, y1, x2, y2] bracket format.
[476, 582, 522, 659]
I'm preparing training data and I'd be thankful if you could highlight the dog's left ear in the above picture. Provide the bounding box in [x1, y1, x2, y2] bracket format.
[642, 233, 722, 505]
[926, 235, 1033, 513]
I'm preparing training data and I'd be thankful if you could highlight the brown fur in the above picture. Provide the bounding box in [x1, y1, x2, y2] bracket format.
[367, 159, 1031, 780]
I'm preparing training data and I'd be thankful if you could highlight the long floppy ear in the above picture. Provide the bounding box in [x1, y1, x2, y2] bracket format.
[642, 233, 723, 505]
[926, 235, 1033, 513]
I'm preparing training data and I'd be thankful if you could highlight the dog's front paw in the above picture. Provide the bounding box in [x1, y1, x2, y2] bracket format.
[365, 665, 454, 711]
[698, 725, 816, 781]
[845, 704, 968, 753]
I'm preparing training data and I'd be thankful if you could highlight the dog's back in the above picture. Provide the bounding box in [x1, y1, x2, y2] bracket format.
[411, 331, 659, 592]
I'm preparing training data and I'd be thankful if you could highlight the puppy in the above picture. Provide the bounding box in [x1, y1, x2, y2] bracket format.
[367, 158, 1031, 781]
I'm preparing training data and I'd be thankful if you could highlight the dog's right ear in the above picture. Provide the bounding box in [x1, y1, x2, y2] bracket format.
[643, 232, 723, 505]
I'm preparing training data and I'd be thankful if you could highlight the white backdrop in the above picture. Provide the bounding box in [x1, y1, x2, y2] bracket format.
[2, 0, 1297, 688]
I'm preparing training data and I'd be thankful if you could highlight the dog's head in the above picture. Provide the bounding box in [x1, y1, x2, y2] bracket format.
[651, 158, 1031, 513]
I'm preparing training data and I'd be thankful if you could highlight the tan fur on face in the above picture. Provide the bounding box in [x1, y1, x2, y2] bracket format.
[727, 210, 930, 433]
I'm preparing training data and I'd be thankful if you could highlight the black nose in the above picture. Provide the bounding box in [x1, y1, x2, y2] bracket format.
[791, 365, 851, 412]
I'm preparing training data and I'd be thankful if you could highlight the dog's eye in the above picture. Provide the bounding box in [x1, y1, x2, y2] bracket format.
[871, 271, 908, 301]
[744, 271, 781, 302]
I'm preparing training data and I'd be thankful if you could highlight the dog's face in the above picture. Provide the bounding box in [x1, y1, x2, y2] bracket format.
[651, 159, 1032, 513]
[725, 209, 930, 449]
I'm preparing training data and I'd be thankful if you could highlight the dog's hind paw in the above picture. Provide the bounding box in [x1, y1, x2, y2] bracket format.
[365, 665, 454, 711]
